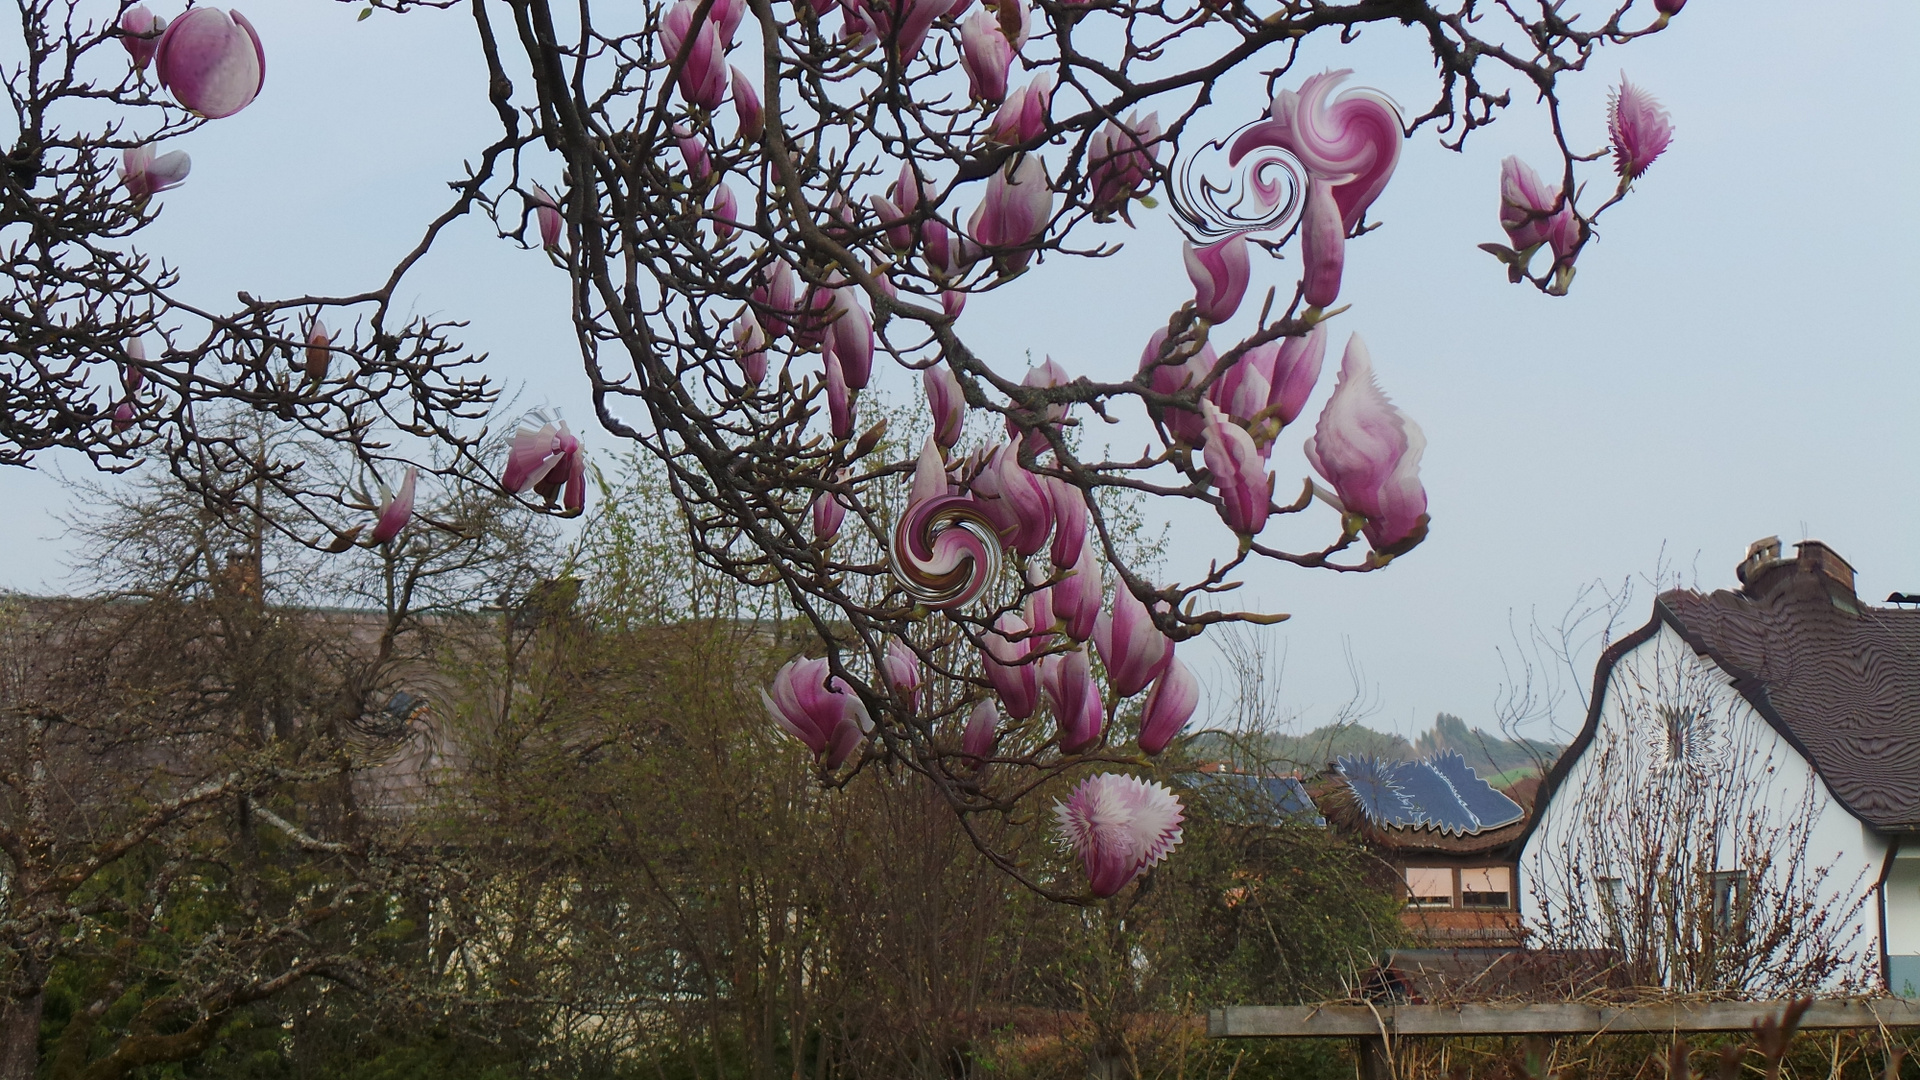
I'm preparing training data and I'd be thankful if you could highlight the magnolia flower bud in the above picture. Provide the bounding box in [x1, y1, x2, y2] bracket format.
[154, 8, 264, 119]
[1184, 235, 1251, 324]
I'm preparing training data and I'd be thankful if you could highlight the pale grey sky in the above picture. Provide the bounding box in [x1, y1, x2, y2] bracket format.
[3, 2, 1916, 743]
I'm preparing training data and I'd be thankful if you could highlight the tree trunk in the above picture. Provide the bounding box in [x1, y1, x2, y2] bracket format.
[0, 991, 45, 1080]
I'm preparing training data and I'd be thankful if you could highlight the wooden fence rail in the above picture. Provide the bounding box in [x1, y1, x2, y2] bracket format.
[1209, 999, 1920, 1039]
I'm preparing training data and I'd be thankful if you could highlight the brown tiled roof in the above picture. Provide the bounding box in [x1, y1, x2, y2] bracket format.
[1657, 575, 1920, 832]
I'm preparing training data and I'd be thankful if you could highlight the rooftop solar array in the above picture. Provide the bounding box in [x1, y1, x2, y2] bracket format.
[1189, 772, 1327, 827]
[1335, 752, 1525, 836]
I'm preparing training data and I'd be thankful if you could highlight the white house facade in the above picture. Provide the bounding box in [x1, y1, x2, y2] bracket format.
[1516, 539, 1920, 995]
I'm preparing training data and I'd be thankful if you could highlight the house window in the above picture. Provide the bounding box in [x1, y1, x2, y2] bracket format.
[1405, 867, 1453, 908]
[1597, 876, 1627, 947]
[1460, 867, 1512, 909]
[1709, 869, 1749, 935]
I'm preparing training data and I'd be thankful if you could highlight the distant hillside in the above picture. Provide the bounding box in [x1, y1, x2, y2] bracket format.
[1245, 713, 1563, 785]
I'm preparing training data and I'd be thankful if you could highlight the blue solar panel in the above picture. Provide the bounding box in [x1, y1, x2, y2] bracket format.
[1337, 755, 1416, 827]
[1391, 761, 1477, 835]
[1425, 751, 1525, 831]
[1188, 773, 1327, 827]
[1259, 776, 1327, 826]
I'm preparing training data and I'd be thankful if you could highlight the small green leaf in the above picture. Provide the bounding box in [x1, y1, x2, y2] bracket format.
[1138, 195, 1159, 208]
[357, 6, 372, 20]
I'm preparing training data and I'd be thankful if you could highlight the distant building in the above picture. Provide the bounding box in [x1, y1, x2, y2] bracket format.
[1517, 539, 1920, 995]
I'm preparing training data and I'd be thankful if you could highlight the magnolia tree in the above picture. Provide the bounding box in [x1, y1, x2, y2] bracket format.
[3, 0, 1681, 900]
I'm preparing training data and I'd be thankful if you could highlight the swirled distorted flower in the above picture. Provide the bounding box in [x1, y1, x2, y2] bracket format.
[121, 145, 190, 205]
[155, 8, 264, 119]
[1231, 69, 1402, 233]
[1094, 584, 1171, 697]
[971, 443, 1052, 556]
[504, 416, 587, 515]
[762, 657, 872, 768]
[1138, 656, 1198, 755]
[730, 66, 764, 140]
[982, 612, 1039, 719]
[1171, 126, 1304, 242]
[1050, 543, 1101, 642]
[1054, 774, 1185, 897]
[1184, 236, 1251, 324]
[1200, 400, 1274, 536]
[1089, 112, 1163, 223]
[960, 11, 1012, 103]
[660, 0, 727, 108]
[1304, 334, 1428, 557]
[370, 466, 417, 545]
[1043, 647, 1104, 753]
[925, 365, 965, 449]
[120, 6, 164, 72]
[1138, 328, 1215, 447]
[888, 493, 1003, 609]
[1609, 76, 1673, 182]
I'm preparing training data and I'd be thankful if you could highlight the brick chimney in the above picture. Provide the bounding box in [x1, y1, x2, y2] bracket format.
[1737, 536, 1859, 612]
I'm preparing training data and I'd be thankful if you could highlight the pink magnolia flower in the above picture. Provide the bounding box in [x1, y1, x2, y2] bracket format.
[909, 436, 949, 506]
[968, 153, 1052, 253]
[883, 638, 922, 708]
[963, 699, 999, 758]
[119, 6, 165, 72]
[1138, 328, 1215, 447]
[111, 401, 136, 433]
[1092, 584, 1171, 697]
[528, 183, 563, 251]
[988, 74, 1052, 145]
[369, 466, 417, 545]
[762, 657, 872, 768]
[1268, 324, 1327, 427]
[154, 8, 263, 119]
[730, 67, 764, 140]
[711, 0, 747, 48]
[1299, 176, 1344, 309]
[123, 338, 147, 394]
[1304, 334, 1428, 556]
[925, 364, 965, 449]
[1655, 0, 1684, 15]
[960, 12, 1013, 103]
[710, 182, 739, 241]
[871, 192, 912, 251]
[304, 319, 330, 384]
[1609, 75, 1673, 182]
[1498, 156, 1573, 255]
[942, 289, 966, 319]
[732, 311, 768, 386]
[828, 288, 874, 390]
[1025, 572, 1056, 643]
[1043, 647, 1104, 753]
[823, 339, 855, 439]
[659, 0, 728, 109]
[971, 443, 1052, 556]
[1054, 773, 1185, 897]
[993, 0, 1030, 48]
[1048, 477, 1087, 570]
[1184, 236, 1251, 324]
[1230, 69, 1402, 233]
[1088, 112, 1162, 222]
[1200, 400, 1274, 536]
[1008, 356, 1069, 455]
[811, 483, 848, 543]
[674, 124, 714, 184]
[504, 417, 588, 515]
[120, 145, 191, 205]
[1050, 543, 1101, 642]
[983, 612, 1039, 719]
[1138, 656, 1197, 755]
[1207, 345, 1271, 428]
[752, 258, 798, 337]
[888, 0, 947, 63]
